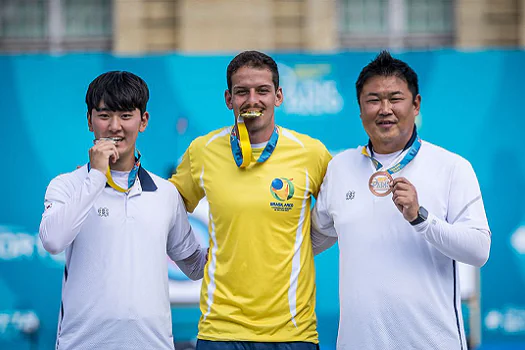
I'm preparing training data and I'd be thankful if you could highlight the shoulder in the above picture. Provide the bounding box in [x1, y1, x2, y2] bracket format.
[329, 146, 364, 166]
[48, 165, 89, 188]
[420, 141, 472, 169]
[190, 127, 231, 150]
[279, 127, 328, 153]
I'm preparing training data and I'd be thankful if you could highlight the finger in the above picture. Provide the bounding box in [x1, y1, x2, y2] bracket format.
[392, 182, 413, 192]
[392, 177, 413, 187]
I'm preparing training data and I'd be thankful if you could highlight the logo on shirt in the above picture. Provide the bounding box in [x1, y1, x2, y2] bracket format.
[270, 177, 295, 212]
[346, 190, 355, 200]
[97, 207, 109, 217]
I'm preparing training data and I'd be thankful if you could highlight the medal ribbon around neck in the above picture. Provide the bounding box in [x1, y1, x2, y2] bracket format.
[89, 151, 141, 193]
[230, 121, 279, 168]
[361, 136, 421, 175]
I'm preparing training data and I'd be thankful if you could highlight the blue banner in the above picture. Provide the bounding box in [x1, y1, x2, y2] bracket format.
[0, 50, 523, 349]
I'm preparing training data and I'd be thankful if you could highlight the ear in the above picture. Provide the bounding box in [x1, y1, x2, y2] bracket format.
[274, 87, 284, 107]
[139, 112, 150, 132]
[225, 89, 233, 110]
[413, 94, 421, 116]
[87, 112, 93, 131]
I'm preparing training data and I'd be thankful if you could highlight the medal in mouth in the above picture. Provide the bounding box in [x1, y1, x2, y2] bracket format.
[93, 137, 124, 145]
[239, 111, 263, 119]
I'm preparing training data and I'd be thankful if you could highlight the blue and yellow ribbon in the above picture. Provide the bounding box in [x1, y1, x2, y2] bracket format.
[230, 123, 279, 168]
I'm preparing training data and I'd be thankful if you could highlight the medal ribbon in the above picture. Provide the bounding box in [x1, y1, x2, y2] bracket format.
[361, 130, 421, 175]
[89, 151, 141, 193]
[230, 123, 279, 168]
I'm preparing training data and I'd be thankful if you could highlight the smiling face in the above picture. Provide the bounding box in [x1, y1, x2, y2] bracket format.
[88, 102, 149, 168]
[225, 66, 283, 143]
[359, 75, 421, 154]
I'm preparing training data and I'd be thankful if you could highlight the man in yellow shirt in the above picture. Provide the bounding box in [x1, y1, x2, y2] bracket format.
[170, 51, 333, 350]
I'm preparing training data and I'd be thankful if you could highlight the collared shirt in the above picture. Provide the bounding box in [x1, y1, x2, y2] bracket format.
[40, 165, 199, 350]
[313, 140, 491, 350]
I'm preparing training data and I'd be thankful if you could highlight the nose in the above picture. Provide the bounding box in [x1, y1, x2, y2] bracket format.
[108, 116, 122, 131]
[247, 89, 258, 104]
[379, 99, 393, 116]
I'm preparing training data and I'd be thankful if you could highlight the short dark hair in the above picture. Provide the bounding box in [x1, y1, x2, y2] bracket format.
[355, 50, 419, 104]
[226, 51, 279, 92]
[86, 71, 149, 116]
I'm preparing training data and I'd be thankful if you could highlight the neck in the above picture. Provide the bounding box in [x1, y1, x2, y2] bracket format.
[109, 153, 135, 172]
[248, 129, 273, 144]
[371, 140, 406, 154]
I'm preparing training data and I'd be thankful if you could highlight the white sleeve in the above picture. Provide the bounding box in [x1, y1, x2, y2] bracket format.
[39, 169, 107, 255]
[414, 159, 491, 267]
[175, 247, 207, 281]
[312, 167, 338, 239]
[166, 190, 201, 262]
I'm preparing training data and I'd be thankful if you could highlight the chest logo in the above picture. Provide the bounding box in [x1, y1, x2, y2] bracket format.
[270, 178, 294, 201]
[346, 190, 355, 200]
[98, 207, 110, 217]
[269, 177, 295, 212]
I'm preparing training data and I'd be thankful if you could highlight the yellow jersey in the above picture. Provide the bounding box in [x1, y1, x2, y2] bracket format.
[169, 126, 331, 343]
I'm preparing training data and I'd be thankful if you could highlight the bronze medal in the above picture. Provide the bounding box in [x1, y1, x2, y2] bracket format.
[368, 171, 393, 197]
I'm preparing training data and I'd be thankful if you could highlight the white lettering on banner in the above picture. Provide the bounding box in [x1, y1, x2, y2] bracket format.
[485, 308, 525, 334]
[279, 63, 344, 116]
[0, 227, 65, 264]
[0, 233, 34, 259]
[0, 311, 39, 335]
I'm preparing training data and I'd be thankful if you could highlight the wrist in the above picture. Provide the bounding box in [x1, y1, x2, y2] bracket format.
[410, 206, 428, 226]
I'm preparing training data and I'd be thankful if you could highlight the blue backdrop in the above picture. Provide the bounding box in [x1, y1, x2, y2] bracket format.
[0, 50, 523, 349]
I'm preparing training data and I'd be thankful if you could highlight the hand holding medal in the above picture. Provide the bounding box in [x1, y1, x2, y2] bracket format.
[89, 137, 120, 173]
[391, 177, 419, 222]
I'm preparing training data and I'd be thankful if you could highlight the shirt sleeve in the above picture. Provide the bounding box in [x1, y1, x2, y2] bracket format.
[166, 189, 201, 262]
[174, 247, 207, 281]
[169, 144, 205, 213]
[39, 169, 107, 254]
[312, 142, 332, 198]
[312, 163, 338, 238]
[414, 158, 491, 267]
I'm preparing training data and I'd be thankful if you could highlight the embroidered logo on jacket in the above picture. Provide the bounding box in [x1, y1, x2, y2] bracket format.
[346, 190, 355, 200]
[98, 207, 110, 217]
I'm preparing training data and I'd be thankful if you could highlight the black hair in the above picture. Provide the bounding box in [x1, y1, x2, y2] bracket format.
[355, 50, 419, 104]
[226, 51, 279, 92]
[86, 71, 149, 116]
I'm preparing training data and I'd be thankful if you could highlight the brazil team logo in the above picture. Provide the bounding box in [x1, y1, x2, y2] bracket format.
[270, 178, 295, 201]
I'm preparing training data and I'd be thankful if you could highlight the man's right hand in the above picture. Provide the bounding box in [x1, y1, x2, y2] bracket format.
[89, 140, 119, 173]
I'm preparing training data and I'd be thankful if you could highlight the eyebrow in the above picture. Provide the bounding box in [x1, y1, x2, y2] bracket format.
[366, 91, 404, 97]
[233, 84, 273, 90]
[95, 107, 111, 112]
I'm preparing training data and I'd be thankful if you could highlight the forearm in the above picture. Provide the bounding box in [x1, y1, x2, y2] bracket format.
[413, 212, 491, 267]
[39, 170, 106, 254]
[175, 247, 207, 281]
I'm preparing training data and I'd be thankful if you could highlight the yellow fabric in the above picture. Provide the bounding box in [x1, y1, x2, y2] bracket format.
[169, 126, 331, 343]
[105, 166, 129, 193]
[237, 122, 252, 168]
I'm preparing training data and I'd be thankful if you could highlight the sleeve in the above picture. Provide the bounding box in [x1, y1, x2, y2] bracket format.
[312, 142, 332, 198]
[174, 247, 208, 281]
[312, 162, 338, 239]
[39, 169, 107, 254]
[166, 189, 201, 262]
[168, 144, 205, 213]
[414, 159, 491, 267]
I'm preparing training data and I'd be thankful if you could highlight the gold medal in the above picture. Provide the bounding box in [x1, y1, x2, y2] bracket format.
[239, 111, 262, 119]
[368, 171, 393, 197]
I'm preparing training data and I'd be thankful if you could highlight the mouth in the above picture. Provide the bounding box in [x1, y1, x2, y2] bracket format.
[239, 110, 263, 119]
[96, 137, 124, 144]
[376, 120, 397, 128]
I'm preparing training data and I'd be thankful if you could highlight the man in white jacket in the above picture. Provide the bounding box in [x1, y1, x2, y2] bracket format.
[312, 51, 491, 350]
[39, 71, 207, 350]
